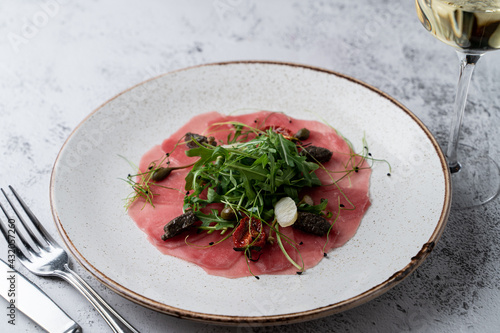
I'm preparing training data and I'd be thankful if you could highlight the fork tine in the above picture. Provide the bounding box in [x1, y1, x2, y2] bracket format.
[1, 187, 53, 250]
[9, 186, 58, 243]
[0, 214, 10, 245]
[9, 186, 58, 247]
[0, 202, 40, 262]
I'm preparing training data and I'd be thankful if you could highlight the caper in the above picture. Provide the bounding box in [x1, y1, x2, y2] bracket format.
[151, 167, 172, 182]
[208, 136, 217, 146]
[295, 128, 310, 141]
[299, 195, 314, 206]
[215, 155, 225, 167]
[221, 207, 236, 220]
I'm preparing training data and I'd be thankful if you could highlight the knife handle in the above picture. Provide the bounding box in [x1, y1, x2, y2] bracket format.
[54, 264, 139, 333]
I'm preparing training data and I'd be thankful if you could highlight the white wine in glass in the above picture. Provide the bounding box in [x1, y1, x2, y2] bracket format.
[415, 0, 500, 208]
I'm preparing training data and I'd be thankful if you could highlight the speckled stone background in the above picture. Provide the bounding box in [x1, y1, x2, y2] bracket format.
[1, 1, 499, 332]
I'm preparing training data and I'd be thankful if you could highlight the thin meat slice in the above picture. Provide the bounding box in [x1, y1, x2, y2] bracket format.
[128, 111, 371, 278]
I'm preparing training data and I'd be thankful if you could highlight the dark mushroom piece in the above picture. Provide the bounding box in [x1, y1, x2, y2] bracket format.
[292, 212, 331, 236]
[185, 132, 217, 148]
[161, 211, 198, 240]
[301, 145, 333, 164]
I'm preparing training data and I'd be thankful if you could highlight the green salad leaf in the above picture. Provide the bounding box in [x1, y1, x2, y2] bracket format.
[183, 129, 327, 228]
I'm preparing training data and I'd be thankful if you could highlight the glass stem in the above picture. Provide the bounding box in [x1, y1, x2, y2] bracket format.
[446, 51, 482, 173]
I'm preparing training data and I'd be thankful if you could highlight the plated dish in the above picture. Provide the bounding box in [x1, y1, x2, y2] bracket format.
[126, 110, 372, 278]
[50, 61, 450, 325]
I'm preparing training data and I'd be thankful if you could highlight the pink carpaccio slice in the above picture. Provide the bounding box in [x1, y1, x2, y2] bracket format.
[128, 111, 371, 278]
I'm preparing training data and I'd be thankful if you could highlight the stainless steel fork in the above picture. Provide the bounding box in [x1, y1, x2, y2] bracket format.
[0, 186, 139, 333]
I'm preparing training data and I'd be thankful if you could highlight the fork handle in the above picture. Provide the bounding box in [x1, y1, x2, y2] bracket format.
[55, 264, 139, 333]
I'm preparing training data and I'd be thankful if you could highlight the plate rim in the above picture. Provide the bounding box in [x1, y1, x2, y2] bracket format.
[49, 60, 451, 325]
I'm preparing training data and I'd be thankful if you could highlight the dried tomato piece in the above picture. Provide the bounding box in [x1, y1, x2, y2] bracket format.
[232, 216, 266, 251]
[261, 125, 294, 139]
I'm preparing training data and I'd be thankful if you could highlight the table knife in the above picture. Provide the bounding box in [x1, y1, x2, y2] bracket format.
[0, 258, 81, 333]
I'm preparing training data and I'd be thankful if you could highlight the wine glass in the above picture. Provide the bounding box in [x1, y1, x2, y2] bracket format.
[415, 0, 500, 208]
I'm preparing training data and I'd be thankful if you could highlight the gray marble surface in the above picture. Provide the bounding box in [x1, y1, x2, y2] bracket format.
[1, 0, 500, 332]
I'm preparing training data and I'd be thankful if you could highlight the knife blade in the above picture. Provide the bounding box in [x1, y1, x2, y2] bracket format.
[0, 258, 81, 333]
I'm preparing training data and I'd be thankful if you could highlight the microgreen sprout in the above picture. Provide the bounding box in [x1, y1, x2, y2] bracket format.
[121, 136, 194, 209]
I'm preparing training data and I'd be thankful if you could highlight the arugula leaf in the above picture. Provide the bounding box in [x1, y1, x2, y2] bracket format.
[183, 126, 326, 230]
[298, 198, 329, 216]
[207, 187, 220, 203]
[195, 209, 235, 229]
[253, 153, 268, 168]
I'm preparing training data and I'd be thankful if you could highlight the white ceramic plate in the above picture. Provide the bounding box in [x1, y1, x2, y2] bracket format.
[50, 61, 450, 325]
